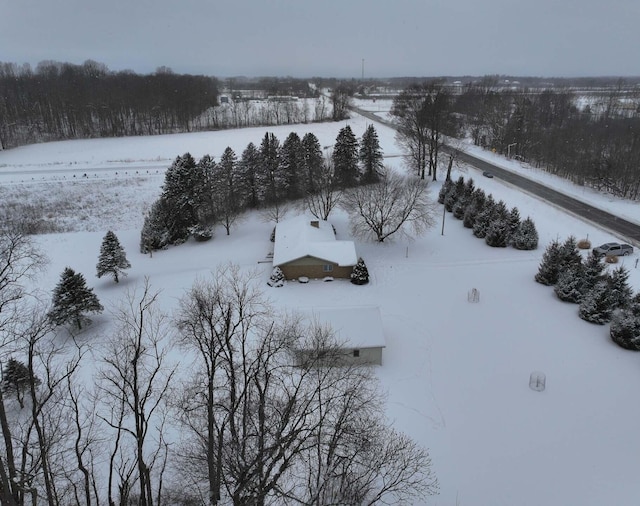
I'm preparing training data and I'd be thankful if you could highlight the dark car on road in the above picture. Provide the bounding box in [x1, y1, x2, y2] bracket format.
[482, 171, 494, 178]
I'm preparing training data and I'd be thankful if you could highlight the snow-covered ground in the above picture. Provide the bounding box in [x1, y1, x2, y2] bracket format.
[1, 114, 639, 505]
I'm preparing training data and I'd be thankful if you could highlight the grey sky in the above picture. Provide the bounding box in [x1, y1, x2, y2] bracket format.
[1, 0, 638, 78]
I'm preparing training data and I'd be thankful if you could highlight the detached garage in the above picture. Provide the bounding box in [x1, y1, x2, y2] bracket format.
[294, 306, 386, 366]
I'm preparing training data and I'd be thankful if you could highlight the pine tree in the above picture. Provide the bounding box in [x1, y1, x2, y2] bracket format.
[301, 132, 324, 195]
[554, 263, 585, 303]
[559, 236, 582, 271]
[48, 267, 104, 330]
[97, 231, 131, 283]
[267, 266, 285, 287]
[512, 217, 538, 250]
[579, 281, 614, 324]
[437, 179, 453, 205]
[485, 218, 510, 247]
[140, 198, 171, 254]
[359, 124, 383, 184]
[350, 257, 370, 285]
[507, 207, 521, 243]
[161, 153, 202, 243]
[607, 265, 633, 310]
[1, 358, 39, 408]
[214, 147, 242, 235]
[333, 125, 360, 188]
[610, 298, 640, 350]
[260, 132, 282, 203]
[581, 252, 605, 294]
[280, 132, 304, 199]
[238, 142, 261, 208]
[535, 239, 562, 285]
[472, 197, 495, 239]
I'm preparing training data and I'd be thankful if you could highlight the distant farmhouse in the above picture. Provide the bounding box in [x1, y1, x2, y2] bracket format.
[273, 215, 357, 280]
[295, 306, 386, 366]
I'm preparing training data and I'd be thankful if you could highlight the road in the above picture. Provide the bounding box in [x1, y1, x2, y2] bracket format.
[350, 104, 640, 246]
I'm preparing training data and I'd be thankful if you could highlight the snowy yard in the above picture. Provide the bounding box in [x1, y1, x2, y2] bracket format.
[1, 114, 639, 505]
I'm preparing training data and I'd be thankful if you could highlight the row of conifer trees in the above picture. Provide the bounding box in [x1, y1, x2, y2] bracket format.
[535, 236, 640, 349]
[438, 176, 539, 250]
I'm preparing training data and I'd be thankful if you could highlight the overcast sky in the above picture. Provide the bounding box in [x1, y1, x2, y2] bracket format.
[1, 0, 638, 78]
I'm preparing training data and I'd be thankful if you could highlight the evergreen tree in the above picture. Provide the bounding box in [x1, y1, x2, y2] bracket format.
[359, 124, 383, 184]
[140, 198, 171, 253]
[1, 358, 39, 408]
[437, 179, 453, 205]
[161, 153, 202, 243]
[579, 281, 614, 324]
[280, 132, 304, 199]
[260, 132, 282, 203]
[512, 217, 539, 250]
[214, 147, 242, 235]
[452, 198, 467, 220]
[472, 197, 495, 239]
[559, 236, 582, 271]
[301, 132, 324, 195]
[462, 178, 476, 199]
[554, 263, 585, 303]
[48, 267, 103, 330]
[332, 125, 360, 188]
[507, 207, 521, 243]
[195, 154, 218, 225]
[97, 230, 131, 283]
[238, 142, 261, 208]
[535, 239, 563, 285]
[610, 298, 640, 350]
[485, 218, 510, 247]
[267, 266, 285, 287]
[607, 265, 633, 310]
[350, 257, 370, 285]
[581, 252, 606, 294]
[444, 176, 465, 212]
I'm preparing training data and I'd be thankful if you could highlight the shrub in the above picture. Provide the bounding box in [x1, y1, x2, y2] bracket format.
[350, 257, 370, 285]
[604, 255, 618, 264]
[485, 219, 510, 247]
[577, 238, 592, 249]
[579, 281, 614, 324]
[610, 302, 640, 350]
[512, 217, 538, 250]
[192, 225, 213, 242]
[267, 266, 285, 287]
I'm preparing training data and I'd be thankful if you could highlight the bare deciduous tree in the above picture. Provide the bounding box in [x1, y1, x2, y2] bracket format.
[342, 169, 436, 242]
[303, 157, 341, 221]
[99, 281, 177, 506]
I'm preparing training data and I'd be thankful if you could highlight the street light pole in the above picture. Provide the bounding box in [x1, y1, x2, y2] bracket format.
[507, 143, 517, 158]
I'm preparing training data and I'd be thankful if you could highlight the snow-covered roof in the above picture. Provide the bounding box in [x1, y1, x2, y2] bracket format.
[297, 306, 386, 349]
[272, 215, 357, 267]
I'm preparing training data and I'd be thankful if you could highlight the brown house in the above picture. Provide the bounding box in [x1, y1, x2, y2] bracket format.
[273, 215, 357, 280]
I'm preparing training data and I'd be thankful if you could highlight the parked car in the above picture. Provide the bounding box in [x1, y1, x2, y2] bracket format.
[592, 242, 634, 257]
[482, 171, 494, 178]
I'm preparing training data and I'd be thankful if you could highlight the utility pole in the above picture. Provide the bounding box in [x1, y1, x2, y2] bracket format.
[361, 59, 365, 80]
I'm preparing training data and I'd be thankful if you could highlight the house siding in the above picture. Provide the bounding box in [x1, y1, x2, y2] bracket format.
[279, 256, 353, 279]
[295, 346, 383, 367]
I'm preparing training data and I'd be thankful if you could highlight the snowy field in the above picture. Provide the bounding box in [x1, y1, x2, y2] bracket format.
[1, 114, 640, 505]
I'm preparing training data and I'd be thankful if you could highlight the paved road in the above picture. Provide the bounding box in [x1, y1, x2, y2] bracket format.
[351, 104, 640, 246]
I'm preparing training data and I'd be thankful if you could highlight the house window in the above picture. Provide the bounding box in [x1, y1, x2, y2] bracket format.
[353, 349, 360, 358]
[323, 264, 333, 272]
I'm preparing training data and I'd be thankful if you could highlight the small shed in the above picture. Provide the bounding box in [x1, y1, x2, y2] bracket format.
[273, 215, 357, 279]
[295, 306, 386, 366]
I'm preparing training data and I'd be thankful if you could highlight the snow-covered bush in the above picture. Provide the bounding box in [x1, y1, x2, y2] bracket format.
[554, 264, 585, 303]
[351, 257, 370, 285]
[512, 217, 538, 250]
[535, 239, 562, 285]
[610, 301, 640, 350]
[579, 281, 614, 324]
[192, 224, 213, 242]
[485, 219, 510, 248]
[267, 266, 285, 287]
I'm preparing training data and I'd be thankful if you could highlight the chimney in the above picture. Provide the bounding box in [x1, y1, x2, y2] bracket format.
[310, 220, 319, 228]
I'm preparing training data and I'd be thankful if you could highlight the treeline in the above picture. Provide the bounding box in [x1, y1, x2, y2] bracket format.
[452, 84, 640, 199]
[0, 60, 219, 149]
[141, 124, 384, 251]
